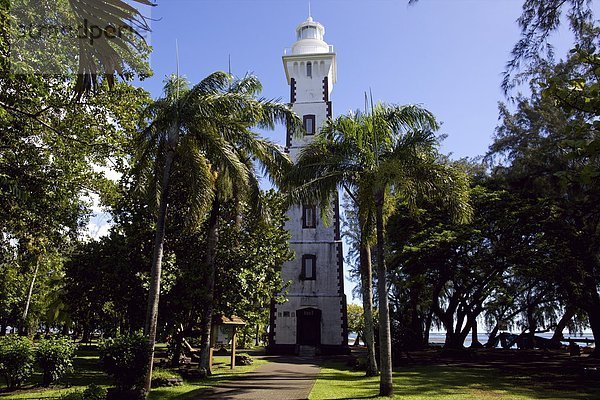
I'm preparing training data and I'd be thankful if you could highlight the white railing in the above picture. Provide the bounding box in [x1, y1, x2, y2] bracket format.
[283, 45, 334, 55]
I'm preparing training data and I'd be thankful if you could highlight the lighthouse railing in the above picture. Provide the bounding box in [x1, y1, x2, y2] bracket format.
[283, 45, 334, 55]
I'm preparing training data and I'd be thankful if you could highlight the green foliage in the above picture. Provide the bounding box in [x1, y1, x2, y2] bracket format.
[346, 304, 364, 336]
[0, 335, 34, 390]
[64, 232, 149, 337]
[505, 0, 596, 90]
[151, 368, 181, 381]
[0, 0, 152, 334]
[99, 333, 152, 391]
[59, 384, 108, 400]
[0, 70, 151, 333]
[212, 191, 293, 320]
[151, 368, 182, 388]
[36, 336, 77, 386]
[489, 32, 600, 345]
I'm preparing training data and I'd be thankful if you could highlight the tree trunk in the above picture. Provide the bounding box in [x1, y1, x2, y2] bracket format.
[82, 327, 91, 344]
[526, 303, 536, 350]
[441, 315, 460, 349]
[485, 324, 500, 348]
[142, 144, 176, 394]
[408, 284, 424, 350]
[423, 312, 432, 347]
[375, 192, 393, 397]
[582, 275, 600, 357]
[61, 323, 69, 336]
[444, 332, 464, 349]
[199, 198, 220, 372]
[21, 258, 40, 335]
[470, 320, 482, 348]
[170, 327, 184, 367]
[551, 307, 575, 343]
[360, 241, 379, 376]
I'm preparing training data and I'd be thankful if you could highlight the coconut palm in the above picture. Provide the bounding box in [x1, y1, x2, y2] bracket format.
[286, 103, 471, 397]
[67, 0, 154, 94]
[135, 71, 298, 393]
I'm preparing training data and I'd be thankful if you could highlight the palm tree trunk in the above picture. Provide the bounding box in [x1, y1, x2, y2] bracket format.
[143, 145, 176, 394]
[375, 190, 393, 397]
[359, 241, 379, 376]
[199, 197, 220, 373]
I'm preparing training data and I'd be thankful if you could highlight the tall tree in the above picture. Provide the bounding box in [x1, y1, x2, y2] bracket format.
[286, 104, 471, 396]
[488, 34, 600, 353]
[136, 72, 297, 391]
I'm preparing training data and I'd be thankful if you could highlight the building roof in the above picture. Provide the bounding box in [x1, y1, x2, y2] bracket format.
[214, 315, 246, 326]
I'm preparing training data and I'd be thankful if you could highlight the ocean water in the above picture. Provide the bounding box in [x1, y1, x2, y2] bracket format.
[429, 332, 595, 347]
[348, 332, 595, 347]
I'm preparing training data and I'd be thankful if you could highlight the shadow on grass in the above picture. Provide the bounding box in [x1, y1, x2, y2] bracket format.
[147, 359, 270, 400]
[311, 362, 600, 400]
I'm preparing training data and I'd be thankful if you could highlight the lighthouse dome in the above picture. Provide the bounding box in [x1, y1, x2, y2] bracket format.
[291, 17, 331, 55]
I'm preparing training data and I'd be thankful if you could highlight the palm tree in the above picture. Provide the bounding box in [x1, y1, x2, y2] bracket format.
[286, 103, 471, 397]
[67, 0, 153, 95]
[136, 72, 298, 393]
[194, 75, 298, 373]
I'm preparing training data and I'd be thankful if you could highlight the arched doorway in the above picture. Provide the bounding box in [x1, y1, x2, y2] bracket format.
[296, 308, 321, 346]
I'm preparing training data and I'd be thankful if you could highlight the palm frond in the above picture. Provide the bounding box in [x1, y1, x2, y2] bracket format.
[230, 74, 263, 96]
[69, 0, 154, 96]
[380, 104, 440, 134]
[176, 135, 216, 230]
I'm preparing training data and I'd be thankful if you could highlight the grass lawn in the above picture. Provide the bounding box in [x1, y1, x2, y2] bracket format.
[147, 357, 268, 400]
[310, 362, 600, 400]
[0, 345, 266, 400]
[0, 346, 111, 399]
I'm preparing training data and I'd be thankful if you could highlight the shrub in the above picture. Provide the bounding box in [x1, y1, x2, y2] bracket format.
[99, 333, 152, 395]
[0, 335, 34, 390]
[60, 392, 85, 400]
[235, 353, 253, 366]
[36, 336, 77, 386]
[151, 368, 183, 388]
[59, 384, 107, 400]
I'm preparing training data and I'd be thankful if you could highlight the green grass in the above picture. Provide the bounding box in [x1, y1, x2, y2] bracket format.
[0, 349, 266, 400]
[0, 347, 111, 399]
[309, 362, 600, 400]
[147, 357, 268, 400]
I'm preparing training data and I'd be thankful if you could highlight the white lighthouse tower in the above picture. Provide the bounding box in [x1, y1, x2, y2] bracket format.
[267, 15, 349, 356]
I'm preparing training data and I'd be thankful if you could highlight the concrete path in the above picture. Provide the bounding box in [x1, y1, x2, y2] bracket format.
[195, 357, 320, 400]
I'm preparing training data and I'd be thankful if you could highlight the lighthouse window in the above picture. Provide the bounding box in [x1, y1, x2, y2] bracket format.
[301, 255, 316, 280]
[307, 62, 312, 78]
[303, 114, 315, 135]
[301, 26, 318, 39]
[302, 205, 316, 228]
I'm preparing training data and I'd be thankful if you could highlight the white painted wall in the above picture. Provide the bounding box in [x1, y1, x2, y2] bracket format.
[272, 25, 346, 348]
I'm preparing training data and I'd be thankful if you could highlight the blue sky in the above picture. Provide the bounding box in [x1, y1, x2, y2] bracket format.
[141, 0, 581, 157]
[125, 0, 589, 303]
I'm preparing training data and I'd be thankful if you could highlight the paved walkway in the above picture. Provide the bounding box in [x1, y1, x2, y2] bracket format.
[195, 357, 321, 399]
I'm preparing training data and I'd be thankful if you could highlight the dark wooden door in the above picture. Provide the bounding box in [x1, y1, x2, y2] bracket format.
[296, 308, 321, 345]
